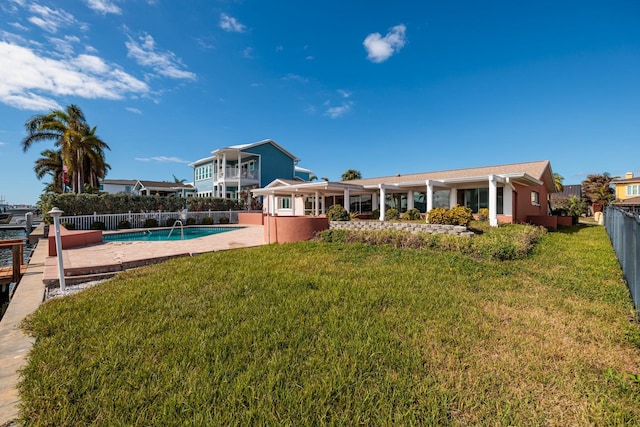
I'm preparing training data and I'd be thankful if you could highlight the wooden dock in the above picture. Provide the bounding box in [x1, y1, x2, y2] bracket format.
[0, 239, 26, 286]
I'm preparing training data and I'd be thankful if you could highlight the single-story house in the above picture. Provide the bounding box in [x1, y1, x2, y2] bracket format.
[100, 179, 195, 197]
[252, 160, 556, 226]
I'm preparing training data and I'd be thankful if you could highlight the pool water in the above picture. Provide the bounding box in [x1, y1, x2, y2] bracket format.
[103, 226, 240, 242]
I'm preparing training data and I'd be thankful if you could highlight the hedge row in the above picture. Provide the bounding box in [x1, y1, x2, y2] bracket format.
[38, 193, 245, 216]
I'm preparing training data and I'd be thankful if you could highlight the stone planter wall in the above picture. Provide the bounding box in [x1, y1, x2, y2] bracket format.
[329, 221, 474, 237]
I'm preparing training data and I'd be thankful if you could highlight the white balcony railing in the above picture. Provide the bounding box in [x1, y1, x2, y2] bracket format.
[217, 168, 258, 180]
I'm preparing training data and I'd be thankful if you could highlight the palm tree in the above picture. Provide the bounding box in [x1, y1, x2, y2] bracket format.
[582, 173, 616, 210]
[172, 174, 187, 184]
[553, 173, 564, 193]
[21, 105, 110, 194]
[341, 169, 362, 181]
[33, 149, 65, 193]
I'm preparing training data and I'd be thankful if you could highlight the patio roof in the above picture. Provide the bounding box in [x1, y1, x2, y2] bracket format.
[252, 163, 547, 197]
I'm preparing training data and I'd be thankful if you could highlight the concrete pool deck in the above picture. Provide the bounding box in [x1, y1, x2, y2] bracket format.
[0, 224, 265, 425]
[42, 225, 265, 286]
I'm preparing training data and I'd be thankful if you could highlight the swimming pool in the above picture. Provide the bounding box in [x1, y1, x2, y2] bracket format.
[103, 226, 241, 242]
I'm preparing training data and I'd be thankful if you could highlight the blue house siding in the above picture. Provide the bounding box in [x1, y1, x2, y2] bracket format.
[245, 143, 296, 185]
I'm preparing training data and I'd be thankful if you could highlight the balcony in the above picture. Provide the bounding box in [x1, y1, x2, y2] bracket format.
[216, 167, 258, 181]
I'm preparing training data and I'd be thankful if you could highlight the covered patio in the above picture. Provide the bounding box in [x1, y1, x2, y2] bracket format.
[252, 174, 546, 226]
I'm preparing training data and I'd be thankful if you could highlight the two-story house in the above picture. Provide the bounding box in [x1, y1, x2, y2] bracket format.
[190, 139, 313, 199]
[612, 172, 640, 210]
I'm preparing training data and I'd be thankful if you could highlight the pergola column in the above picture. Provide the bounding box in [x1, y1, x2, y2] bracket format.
[291, 193, 296, 216]
[343, 188, 350, 213]
[379, 184, 386, 221]
[489, 174, 498, 226]
[372, 192, 378, 215]
[314, 191, 319, 215]
[426, 180, 434, 222]
[449, 186, 457, 208]
[407, 190, 414, 210]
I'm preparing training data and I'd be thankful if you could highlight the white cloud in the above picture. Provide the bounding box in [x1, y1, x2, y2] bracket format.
[126, 33, 196, 80]
[47, 35, 81, 56]
[275, 45, 283, 52]
[27, 4, 76, 33]
[0, 41, 149, 110]
[363, 24, 406, 63]
[305, 55, 314, 61]
[219, 13, 246, 33]
[83, 0, 122, 15]
[325, 102, 353, 119]
[243, 47, 254, 58]
[282, 73, 308, 84]
[337, 89, 351, 98]
[0, 141, 6, 146]
[134, 156, 190, 163]
[126, 107, 142, 114]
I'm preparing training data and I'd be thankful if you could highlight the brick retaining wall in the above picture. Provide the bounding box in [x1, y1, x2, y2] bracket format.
[329, 221, 474, 237]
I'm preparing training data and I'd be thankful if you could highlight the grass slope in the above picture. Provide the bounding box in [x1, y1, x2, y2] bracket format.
[19, 225, 640, 425]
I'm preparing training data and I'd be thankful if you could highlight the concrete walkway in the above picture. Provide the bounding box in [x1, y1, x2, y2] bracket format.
[0, 225, 265, 425]
[0, 240, 46, 425]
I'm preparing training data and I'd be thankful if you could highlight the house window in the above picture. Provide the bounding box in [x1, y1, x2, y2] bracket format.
[626, 184, 640, 196]
[531, 191, 540, 206]
[99, 184, 104, 191]
[458, 187, 504, 214]
[124, 185, 132, 193]
[279, 197, 291, 209]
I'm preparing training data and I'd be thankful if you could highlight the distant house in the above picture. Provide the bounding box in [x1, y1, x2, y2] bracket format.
[612, 172, 640, 211]
[100, 179, 137, 195]
[100, 179, 195, 197]
[189, 139, 314, 199]
[550, 184, 583, 210]
[612, 172, 640, 201]
[253, 160, 556, 226]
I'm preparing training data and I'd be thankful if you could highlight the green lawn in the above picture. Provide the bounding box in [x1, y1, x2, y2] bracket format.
[19, 225, 640, 425]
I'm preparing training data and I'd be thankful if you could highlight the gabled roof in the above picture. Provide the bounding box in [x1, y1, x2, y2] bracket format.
[614, 196, 640, 206]
[101, 179, 138, 186]
[214, 139, 300, 162]
[344, 160, 555, 192]
[612, 176, 640, 184]
[136, 180, 194, 190]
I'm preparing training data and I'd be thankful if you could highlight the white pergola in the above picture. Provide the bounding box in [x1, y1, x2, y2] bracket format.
[252, 172, 543, 226]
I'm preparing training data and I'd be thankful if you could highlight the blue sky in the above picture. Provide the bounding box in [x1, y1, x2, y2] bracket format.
[0, 0, 638, 204]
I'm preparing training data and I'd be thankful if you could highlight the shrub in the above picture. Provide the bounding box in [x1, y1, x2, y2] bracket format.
[219, 216, 230, 224]
[117, 220, 131, 230]
[478, 208, 489, 222]
[61, 222, 75, 230]
[385, 208, 400, 220]
[327, 205, 350, 221]
[427, 207, 450, 225]
[90, 221, 106, 230]
[448, 205, 473, 226]
[185, 217, 196, 225]
[370, 209, 380, 220]
[143, 218, 159, 228]
[428, 205, 473, 227]
[403, 208, 421, 221]
[202, 217, 214, 225]
[166, 218, 179, 227]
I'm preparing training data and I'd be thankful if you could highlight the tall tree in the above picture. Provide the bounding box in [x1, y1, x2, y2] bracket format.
[172, 174, 187, 183]
[341, 169, 362, 181]
[553, 173, 564, 192]
[21, 105, 110, 194]
[33, 149, 65, 193]
[582, 173, 616, 206]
